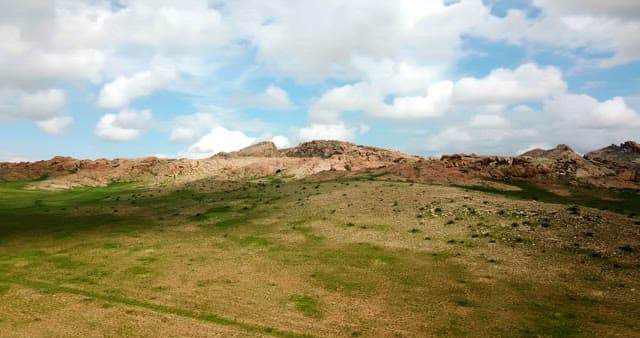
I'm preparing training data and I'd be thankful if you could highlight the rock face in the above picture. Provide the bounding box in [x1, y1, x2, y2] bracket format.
[437, 143, 627, 186]
[585, 141, 640, 166]
[520, 144, 582, 161]
[0, 140, 417, 188]
[281, 140, 409, 162]
[234, 141, 279, 157]
[1, 140, 639, 189]
[584, 141, 640, 183]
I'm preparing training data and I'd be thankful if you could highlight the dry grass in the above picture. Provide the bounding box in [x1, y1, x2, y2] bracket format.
[0, 178, 638, 337]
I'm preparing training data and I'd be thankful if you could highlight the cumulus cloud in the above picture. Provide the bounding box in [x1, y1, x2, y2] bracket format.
[271, 135, 291, 149]
[238, 85, 292, 109]
[36, 116, 73, 135]
[532, 0, 640, 20]
[181, 126, 256, 159]
[297, 123, 359, 142]
[421, 92, 640, 156]
[384, 81, 455, 119]
[169, 112, 217, 143]
[1, 1, 638, 158]
[0, 89, 71, 134]
[474, 2, 640, 67]
[424, 124, 541, 155]
[0, 151, 33, 163]
[229, 0, 489, 81]
[96, 109, 153, 142]
[453, 63, 566, 104]
[0, 89, 66, 120]
[309, 82, 380, 124]
[544, 94, 640, 129]
[469, 114, 509, 129]
[309, 62, 567, 122]
[309, 79, 455, 123]
[98, 69, 177, 109]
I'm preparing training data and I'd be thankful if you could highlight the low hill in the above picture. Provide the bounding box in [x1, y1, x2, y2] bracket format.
[1, 140, 638, 189]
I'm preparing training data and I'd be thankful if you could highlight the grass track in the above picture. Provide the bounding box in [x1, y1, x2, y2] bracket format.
[0, 276, 310, 338]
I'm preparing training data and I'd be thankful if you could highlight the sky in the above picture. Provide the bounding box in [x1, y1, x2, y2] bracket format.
[1, 0, 639, 161]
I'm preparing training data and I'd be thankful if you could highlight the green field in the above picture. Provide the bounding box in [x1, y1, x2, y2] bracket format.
[0, 178, 638, 336]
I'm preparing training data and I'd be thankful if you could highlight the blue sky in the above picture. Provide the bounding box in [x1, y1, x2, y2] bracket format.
[1, 0, 639, 161]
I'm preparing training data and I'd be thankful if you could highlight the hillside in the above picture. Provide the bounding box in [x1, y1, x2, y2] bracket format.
[0, 140, 639, 336]
[2, 140, 637, 189]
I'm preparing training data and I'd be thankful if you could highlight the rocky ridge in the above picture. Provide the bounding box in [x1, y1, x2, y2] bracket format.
[1, 140, 639, 189]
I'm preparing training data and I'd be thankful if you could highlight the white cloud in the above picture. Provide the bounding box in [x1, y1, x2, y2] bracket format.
[424, 124, 541, 155]
[181, 126, 256, 159]
[474, 3, 640, 67]
[271, 135, 291, 149]
[297, 123, 359, 142]
[516, 143, 553, 156]
[0, 89, 71, 134]
[384, 81, 454, 119]
[0, 151, 32, 163]
[1, 1, 638, 158]
[469, 114, 509, 128]
[532, 0, 640, 20]
[0, 26, 105, 89]
[309, 82, 380, 123]
[97, 68, 177, 109]
[0, 89, 66, 120]
[16, 89, 67, 119]
[96, 109, 153, 142]
[544, 94, 640, 129]
[453, 63, 566, 104]
[169, 112, 217, 143]
[36, 116, 73, 135]
[309, 62, 564, 122]
[229, 0, 489, 82]
[421, 92, 640, 156]
[264, 85, 291, 108]
[237, 84, 292, 109]
[309, 79, 454, 122]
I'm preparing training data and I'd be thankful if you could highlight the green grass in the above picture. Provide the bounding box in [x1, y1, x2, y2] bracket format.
[520, 310, 579, 337]
[290, 295, 322, 318]
[0, 179, 638, 336]
[460, 180, 640, 215]
[236, 236, 271, 247]
[452, 297, 473, 307]
[0, 277, 308, 338]
[190, 206, 232, 221]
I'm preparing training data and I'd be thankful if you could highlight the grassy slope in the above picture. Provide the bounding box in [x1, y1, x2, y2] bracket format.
[0, 178, 638, 337]
[459, 180, 640, 216]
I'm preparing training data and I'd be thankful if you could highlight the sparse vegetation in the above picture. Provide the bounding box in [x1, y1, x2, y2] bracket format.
[289, 295, 322, 318]
[0, 178, 638, 336]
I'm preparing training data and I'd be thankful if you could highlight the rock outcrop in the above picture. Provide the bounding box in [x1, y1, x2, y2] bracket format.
[281, 140, 410, 162]
[234, 141, 279, 157]
[1, 140, 639, 189]
[585, 141, 640, 166]
[584, 141, 640, 183]
[0, 140, 417, 188]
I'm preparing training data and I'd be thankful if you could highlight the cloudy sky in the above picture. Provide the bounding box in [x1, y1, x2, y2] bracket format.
[1, 0, 639, 161]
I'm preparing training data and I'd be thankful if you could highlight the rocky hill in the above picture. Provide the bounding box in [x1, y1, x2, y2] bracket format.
[0, 141, 418, 188]
[585, 141, 640, 166]
[1, 140, 639, 189]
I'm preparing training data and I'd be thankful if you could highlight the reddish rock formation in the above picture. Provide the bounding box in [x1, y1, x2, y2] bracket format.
[1, 140, 639, 189]
[584, 141, 640, 183]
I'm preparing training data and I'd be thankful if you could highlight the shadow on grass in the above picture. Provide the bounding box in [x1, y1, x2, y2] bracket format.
[458, 180, 640, 215]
